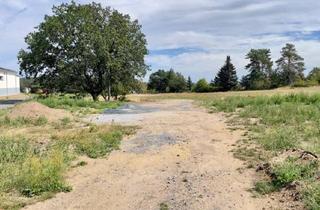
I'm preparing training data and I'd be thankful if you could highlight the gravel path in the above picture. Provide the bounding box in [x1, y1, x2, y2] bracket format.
[24, 100, 279, 210]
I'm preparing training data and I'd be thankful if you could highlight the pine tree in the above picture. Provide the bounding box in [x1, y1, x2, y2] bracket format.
[214, 56, 238, 91]
[244, 49, 274, 89]
[276, 43, 305, 85]
[187, 76, 193, 91]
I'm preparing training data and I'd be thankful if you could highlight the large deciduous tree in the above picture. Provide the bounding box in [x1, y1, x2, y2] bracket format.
[18, 2, 148, 100]
[276, 43, 305, 86]
[243, 49, 274, 90]
[214, 56, 238, 91]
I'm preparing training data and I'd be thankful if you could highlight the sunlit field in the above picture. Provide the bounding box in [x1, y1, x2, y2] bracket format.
[131, 86, 320, 210]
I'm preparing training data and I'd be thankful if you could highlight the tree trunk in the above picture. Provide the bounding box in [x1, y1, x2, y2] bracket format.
[107, 83, 111, 101]
[91, 93, 99, 101]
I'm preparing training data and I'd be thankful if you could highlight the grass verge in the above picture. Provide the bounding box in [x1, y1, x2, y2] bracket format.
[205, 93, 320, 209]
[36, 95, 122, 115]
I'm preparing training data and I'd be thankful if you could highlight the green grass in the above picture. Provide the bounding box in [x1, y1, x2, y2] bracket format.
[203, 93, 320, 208]
[207, 93, 320, 154]
[36, 95, 122, 114]
[0, 116, 48, 128]
[52, 125, 137, 159]
[303, 183, 320, 210]
[0, 123, 136, 209]
[272, 158, 318, 188]
[0, 137, 70, 199]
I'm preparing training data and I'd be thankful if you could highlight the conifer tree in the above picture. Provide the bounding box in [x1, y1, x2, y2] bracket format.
[244, 49, 273, 89]
[187, 76, 193, 91]
[214, 56, 238, 91]
[276, 43, 305, 85]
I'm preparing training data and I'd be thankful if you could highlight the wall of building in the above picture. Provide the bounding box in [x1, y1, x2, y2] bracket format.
[0, 70, 20, 96]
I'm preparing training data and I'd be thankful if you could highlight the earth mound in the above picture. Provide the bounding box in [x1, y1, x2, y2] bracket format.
[7, 102, 72, 122]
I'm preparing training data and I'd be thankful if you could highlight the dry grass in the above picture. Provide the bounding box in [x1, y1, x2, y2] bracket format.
[0, 100, 135, 210]
[129, 86, 320, 102]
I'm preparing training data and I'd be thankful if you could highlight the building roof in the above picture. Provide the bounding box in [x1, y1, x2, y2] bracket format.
[0, 67, 18, 74]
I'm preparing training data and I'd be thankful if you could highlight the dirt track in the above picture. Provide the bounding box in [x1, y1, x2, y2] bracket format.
[24, 100, 278, 210]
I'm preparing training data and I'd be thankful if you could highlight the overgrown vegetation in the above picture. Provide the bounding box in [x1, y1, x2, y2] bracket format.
[36, 95, 122, 114]
[0, 101, 135, 209]
[205, 93, 320, 209]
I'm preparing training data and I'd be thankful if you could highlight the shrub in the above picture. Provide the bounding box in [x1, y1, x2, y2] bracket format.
[272, 159, 318, 188]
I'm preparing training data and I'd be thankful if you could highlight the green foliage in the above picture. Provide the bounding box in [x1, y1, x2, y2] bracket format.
[36, 95, 121, 114]
[243, 49, 274, 90]
[148, 69, 187, 93]
[307, 67, 320, 84]
[214, 56, 238, 91]
[193, 79, 211, 93]
[276, 43, 305, 85]
[273, 159, 314, 187]
[18, 2, 148, 100]
[187, 76, 193, 91]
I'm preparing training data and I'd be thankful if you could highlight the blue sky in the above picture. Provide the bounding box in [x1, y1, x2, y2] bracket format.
[1, 0, 320, 81]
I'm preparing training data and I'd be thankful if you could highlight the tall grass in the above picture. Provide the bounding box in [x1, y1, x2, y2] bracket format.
[0, 116, 48, 128]
[0, 124, 135, 209]
[0, 137, 70, 198]
[206, 93, 320, 209]
[36, 95, 122, 114]
[208, 93, 320, 154]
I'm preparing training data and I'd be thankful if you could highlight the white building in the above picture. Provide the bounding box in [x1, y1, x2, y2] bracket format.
[0, 67, 20, 97]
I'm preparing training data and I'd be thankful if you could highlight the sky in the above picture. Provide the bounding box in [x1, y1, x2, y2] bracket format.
[0, 0, 320, 81]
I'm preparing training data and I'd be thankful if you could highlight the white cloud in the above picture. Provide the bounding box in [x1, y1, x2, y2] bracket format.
[0, 0, 319, 80]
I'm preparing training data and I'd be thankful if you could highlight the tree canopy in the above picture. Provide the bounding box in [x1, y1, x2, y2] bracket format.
[18, 2, 148, 100]
[243, 49, 274, 90]
[147, 69, 187, 93]
[276, 43, 305, 85]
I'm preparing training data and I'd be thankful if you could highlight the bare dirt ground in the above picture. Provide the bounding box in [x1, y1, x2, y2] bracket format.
[24, 100, 279, 210]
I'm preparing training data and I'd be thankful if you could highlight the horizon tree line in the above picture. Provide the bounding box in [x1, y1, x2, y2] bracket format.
[148, 43, 319, 93]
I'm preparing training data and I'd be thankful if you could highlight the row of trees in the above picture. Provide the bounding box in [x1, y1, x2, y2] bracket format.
[241, 43, 305, 90]
[148, 43, 319, 93]
[19, 2, 148, 101]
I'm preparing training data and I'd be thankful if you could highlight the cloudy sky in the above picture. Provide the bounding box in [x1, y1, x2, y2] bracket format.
[1, 0, 320, 81]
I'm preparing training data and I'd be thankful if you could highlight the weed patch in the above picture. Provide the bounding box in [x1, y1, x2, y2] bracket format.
[36, 95, 122, 114]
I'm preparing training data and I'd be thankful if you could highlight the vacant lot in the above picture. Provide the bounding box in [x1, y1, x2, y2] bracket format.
[1, 87, 320, 210]
[130, 86, 320, 210]
[0, 95, 134, 209]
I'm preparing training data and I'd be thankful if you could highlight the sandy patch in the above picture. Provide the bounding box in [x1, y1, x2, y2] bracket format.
[7, 102, 72, 122]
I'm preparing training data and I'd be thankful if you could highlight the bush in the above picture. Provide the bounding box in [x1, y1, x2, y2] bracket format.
[193, 79, 211, 93]
[272, 158, 318, 187]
